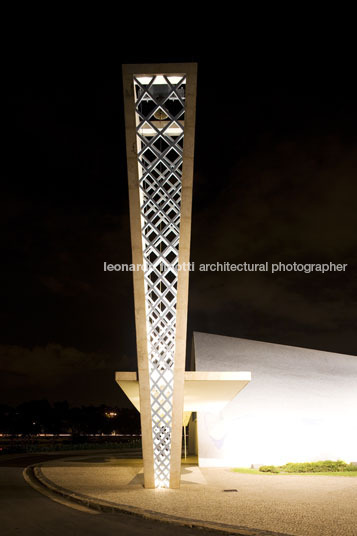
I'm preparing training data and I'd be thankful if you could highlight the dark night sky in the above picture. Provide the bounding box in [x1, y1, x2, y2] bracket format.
[2, 47, 357, 406]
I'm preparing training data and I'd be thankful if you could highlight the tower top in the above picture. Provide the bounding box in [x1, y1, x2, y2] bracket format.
[122, 63, 197, 76]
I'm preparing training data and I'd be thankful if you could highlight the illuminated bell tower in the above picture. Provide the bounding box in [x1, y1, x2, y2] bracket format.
[122, 63, 197, 488]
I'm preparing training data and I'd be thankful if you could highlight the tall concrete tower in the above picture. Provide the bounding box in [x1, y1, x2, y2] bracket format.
[121, 63, 197, 488]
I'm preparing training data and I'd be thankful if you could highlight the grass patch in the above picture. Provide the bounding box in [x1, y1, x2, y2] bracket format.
[260, 460, 357, 475]
[290, 471, 357, 477]
[232, 468, 357, 477]
[232, 467, 261, 474]
[233, 460, 357, 477]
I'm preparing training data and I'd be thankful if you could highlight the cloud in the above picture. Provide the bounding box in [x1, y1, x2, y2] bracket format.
[188, 135, 357, 354]
[0, 344, 108, 383]
[0, 344, 135, 405]
[192, 136, 357, 261]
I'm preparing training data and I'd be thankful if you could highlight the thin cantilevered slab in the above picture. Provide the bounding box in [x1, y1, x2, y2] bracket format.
[115, 371, 251, 413]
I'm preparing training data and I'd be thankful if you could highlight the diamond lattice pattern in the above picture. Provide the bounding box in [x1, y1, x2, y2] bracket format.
[133, 74, 186, 487]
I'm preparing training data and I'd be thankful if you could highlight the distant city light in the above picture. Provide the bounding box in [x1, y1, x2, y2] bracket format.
[105, 411, 117, 418]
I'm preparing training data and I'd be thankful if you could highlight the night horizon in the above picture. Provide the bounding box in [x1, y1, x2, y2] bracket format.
[2, 55, 357, 408]
[1, 45, 357, 536]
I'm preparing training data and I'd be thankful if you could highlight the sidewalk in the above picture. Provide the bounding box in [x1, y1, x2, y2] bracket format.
[29, 453, 357, 536]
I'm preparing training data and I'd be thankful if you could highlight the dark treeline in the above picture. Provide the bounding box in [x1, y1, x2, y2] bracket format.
[0, 400, 140, 436]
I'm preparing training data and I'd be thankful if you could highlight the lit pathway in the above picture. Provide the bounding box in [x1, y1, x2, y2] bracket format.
[38, 454, 357, 536]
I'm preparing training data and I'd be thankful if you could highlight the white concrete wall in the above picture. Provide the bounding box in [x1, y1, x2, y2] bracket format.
[193, 332, 357, 467]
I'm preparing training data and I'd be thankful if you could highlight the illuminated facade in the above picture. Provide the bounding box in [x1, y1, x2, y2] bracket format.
[191, 332, 357, 468]
[121, 64, 197, 488]
[118, 68, 356, 481]
[134, 73, 186, 487]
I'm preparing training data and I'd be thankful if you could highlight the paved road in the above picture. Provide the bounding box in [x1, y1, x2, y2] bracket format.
[0, 454, 219, 536]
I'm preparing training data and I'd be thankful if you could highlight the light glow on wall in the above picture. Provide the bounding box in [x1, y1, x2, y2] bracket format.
[133, 74, 186, 487]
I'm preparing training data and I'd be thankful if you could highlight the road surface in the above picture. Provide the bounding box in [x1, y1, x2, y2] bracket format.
[0, 454, 219, 536]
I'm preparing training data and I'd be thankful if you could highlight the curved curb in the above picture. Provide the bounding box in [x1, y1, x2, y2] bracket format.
[23, 464, 99, 514]
[24, 463, 293, 536]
